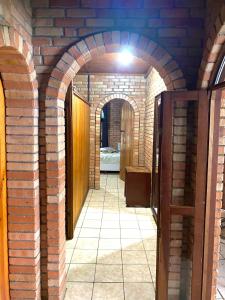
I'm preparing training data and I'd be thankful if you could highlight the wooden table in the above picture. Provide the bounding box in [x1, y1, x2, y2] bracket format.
[125, 166, 151, 207]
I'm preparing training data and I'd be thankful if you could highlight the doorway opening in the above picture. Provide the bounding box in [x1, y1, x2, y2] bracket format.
[46, 31, 188, 299]
[65, 54, 167, 299]
[100, 99, 134, 183]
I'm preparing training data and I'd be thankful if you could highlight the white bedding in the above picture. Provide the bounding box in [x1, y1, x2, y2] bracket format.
[100, 149, 120, 171]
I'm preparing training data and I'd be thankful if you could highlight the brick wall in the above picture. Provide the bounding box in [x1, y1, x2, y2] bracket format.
[107, 99, 123, 149]
[31, 0, 205, 89]
[73, 73, 146, 188]
[144, 68, 167, 171]
[28, 1, 224, 299]
[0, 0, 32, 43]
[0, 2, 41, 299]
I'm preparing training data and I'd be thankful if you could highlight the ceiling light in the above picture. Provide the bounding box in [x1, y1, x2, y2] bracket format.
[118, 48, 134, 66]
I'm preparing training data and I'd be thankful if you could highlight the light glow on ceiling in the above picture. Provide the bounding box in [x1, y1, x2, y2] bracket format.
[118, 48, 134, 66]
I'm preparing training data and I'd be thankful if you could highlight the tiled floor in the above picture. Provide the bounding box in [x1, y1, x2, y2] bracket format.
[217, 239, 225, 299]
[65, 173, 156, 300]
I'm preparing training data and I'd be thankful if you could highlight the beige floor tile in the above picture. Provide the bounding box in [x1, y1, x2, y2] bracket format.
[79, 228, 100, 238]
[141, 229, 157, 239]
[65, 282, 93, 300]
[119, 208, 136, 214]
[95, 264, 123, 282]
[143, 239, 157, 251]
[73, 227, 81, 237]
[76, 238, 99, 250]
[88, 202, 104, 208]
[66, 249, 74, 263]
[97, 249, 122, 264]
[93, 283, 124, 300]
[101, 220, 120, 229]
[100, 228, 121, 239]
[66, 174, 157, 298]
[122, 250, 148, 264]
[65, 263, 70, 275]
[121, 239, 144, 251]
[139, 220, 155, 229]
[123, 265, 152, 282]
[67, 264, 96, 282]
[150, 266, 156, 282]
[98, 238, 121, 250]
[121, 229, 141, 239]
[120, 220, 139, 229]
[120, 214, 137, 221]
[85, 213, 103, 220]
[82, 219, 101, 228]
[71, 249, 97, 264]
[104, 202, 119, 207]
[124, 282, 155, 300]
[146, 251, 156, 266]
[66, 237, 77, 249]
[103, 213, 120, 221]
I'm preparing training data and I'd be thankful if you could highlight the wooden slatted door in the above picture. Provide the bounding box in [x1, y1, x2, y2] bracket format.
[156, 91, 209, 300]
[65, 89, 90, 239]
[0, 79, 9, 299]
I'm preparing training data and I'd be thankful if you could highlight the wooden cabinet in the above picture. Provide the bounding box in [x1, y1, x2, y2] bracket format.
[120, 102, 134, 181]
[125, 166, 151, 207]
[66, 88, 90, 239]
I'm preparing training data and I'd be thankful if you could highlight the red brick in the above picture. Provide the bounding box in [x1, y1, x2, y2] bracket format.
[33, 18, 54, 26]
[160, 8, 189, 18]
[55, 18, 85, 27]
[66, 8, 96, 17]
[86, 18, 114, 27]
[50, 0, 80, 7]
[34, 8, 65, 17]
[81, 0, 111, 8]
[35, 27, 63, 36]
[158, 28, 187, 37]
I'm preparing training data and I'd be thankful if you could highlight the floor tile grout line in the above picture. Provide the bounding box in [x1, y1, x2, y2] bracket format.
[118, 175, 126, 300]
[137, 208, 156, 289]
[66, 174, 156, 299]
[90, 173, 108, 300]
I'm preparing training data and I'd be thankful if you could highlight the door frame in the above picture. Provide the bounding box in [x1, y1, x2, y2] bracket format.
[0, 78, 9, 300]
[156, 91, 209, 300]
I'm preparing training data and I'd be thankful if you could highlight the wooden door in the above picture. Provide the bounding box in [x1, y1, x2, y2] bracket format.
[156, 91, 209, 300]
[0, 78, 9, 299]
[120, 102, 134, 181]
[65, 89, 90, 239]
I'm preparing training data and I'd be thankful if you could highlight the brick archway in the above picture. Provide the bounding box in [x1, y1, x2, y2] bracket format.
[45, 30, 186, 298]
[93, 93, 139, 188]
[0, 26, 40, 299]
[198, 3, 225, 88]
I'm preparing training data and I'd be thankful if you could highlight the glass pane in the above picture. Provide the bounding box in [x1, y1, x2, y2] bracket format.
[172, 100, 198, 206]
[152, 97, 161, 215]
[168, 215, 194, 300]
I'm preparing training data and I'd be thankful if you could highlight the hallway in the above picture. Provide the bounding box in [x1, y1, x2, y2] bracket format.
[65, 174, 156, 300]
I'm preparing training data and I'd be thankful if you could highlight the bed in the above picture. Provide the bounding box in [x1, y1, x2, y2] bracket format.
[100, 147, 120, 172]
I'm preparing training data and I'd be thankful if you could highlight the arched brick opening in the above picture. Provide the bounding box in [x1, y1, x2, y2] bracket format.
[0, 26, 40, 299]
[44, 31, 187, 298]
[198, 3, 225, 88]
[94, 94, 139, 188]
